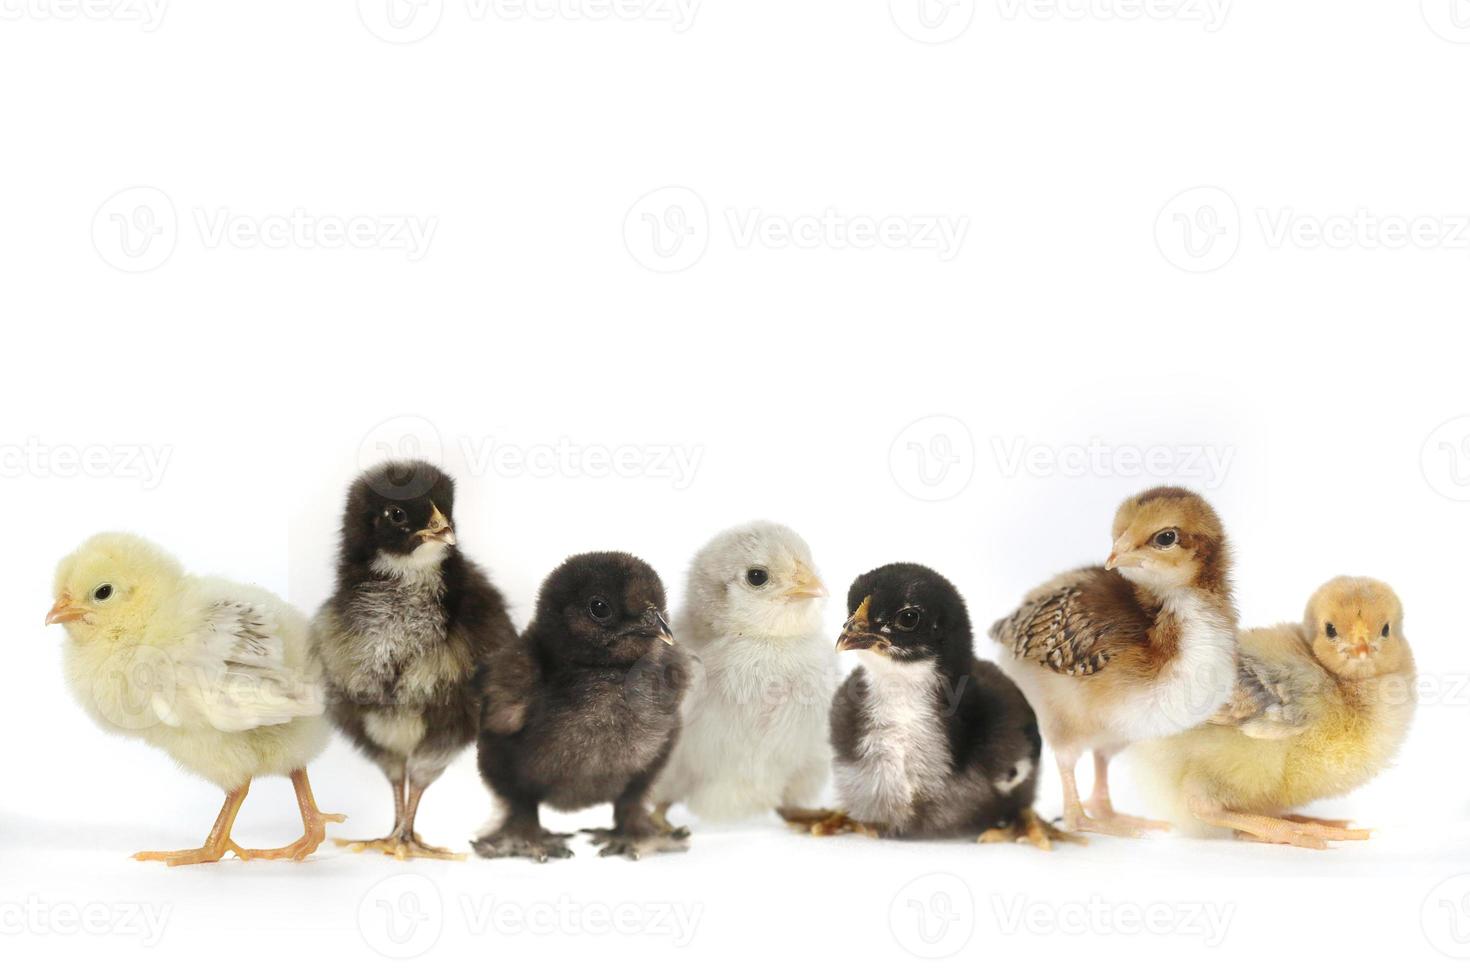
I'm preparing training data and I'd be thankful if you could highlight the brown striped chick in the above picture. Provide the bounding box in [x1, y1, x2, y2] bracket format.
[990, 487, 1238, 837]
[1136, 577, 1415, 849]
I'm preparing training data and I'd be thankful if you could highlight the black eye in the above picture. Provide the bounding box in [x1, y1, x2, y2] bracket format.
[1381, 623, 1390, 638]
[386, 507, 408, 525]
[92, 584, 114, 602]
[896, 608, 921, 631]
[1325, 623, 1337, 639]
[588, 597, 612, 622]
[1152, 529, 1178, 549]
[746, 568, 769, 588]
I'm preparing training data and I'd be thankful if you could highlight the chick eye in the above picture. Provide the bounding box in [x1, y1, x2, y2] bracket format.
[587, 597, 612, 622]
[1381, 623, 1390, 638]
[386, 507, 408, 525]
[1325, 623, 1338, 639]
[746, 568, 769, 588]
[92, 584, 114, 602]
[1151, 529, 1179, 549]
[895, 608, 922, 631]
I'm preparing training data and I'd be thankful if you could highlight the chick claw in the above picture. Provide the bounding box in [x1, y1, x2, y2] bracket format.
[337, 832, 467, 862]
[978, 810, 1085, 851]
[133, 840, 249, 867]
[777, 807, 884, 838]
[471, 830, 575, 863]
[1063, 809, 1171, 838]
[582, 827, 690, 861]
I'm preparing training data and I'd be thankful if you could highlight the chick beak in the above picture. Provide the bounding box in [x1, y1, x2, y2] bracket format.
[419, 503, 457, 547]
[46, 594, 85, 626]
[644, 607, 676, 646]
[1105, 539, 1142, 571]
[1348, 626, 1374, 659]
[783, 564, 829, 601]
[837, 595, 888, 654]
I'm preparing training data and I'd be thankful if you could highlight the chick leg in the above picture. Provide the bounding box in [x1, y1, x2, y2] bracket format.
[473, 798, 575, 863]
[777, 807, 885, 838]
[1083, 751, 1171, 834]
[978, 809, 1085, 851]
[1188, 798, 1369, 849]
[134, 783, 251, 866]
[337, 774, 410, 856]
[1055, 750, 1162, 838]
[236, 769, 346, 862]
[393, 774, 466, 861]
[650, 802, 676, 835]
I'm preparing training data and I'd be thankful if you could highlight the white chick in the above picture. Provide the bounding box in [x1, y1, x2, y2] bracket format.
[47, 533, 341, 866]
[652, 521, 837, 824]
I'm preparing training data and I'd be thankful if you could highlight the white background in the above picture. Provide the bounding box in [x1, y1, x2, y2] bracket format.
[3, 1, 1470, 975]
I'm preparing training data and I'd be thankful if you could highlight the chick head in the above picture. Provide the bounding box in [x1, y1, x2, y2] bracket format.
[48, 533, 183, 646]
[838, 563, 972, 679]
[341, 460, 458, 573]
[1303, 576, 1410, 680]
[536, 551, 674, 668]
[1105, 486, 1229, 593]
[684, 521, 827, 639]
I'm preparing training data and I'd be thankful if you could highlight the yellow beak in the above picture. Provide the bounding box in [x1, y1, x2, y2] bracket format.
[46, 594, 85, 626]
[418, 503, 457, 546]
[837, 595, 888, 654]
[782, 564, 828, 601]
[1105, 538, 1142, 570]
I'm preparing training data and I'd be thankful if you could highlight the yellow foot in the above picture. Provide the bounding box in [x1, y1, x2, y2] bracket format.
[238, 812, 346, 862]
[979, 809, 1086, 851]
[1065, 807, 1170, 838]
[777, 808, 884, 838]
[335, 834, 466, 861]
[133, 839, 247, 867]
[1234, 820, 1370, 849]
[1283, 814, 1362, 831]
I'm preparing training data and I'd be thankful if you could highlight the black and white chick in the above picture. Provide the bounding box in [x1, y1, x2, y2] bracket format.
[473, 552, 690, 861]
[313, 460, 517, 860]
[786, 563, 1075, 849]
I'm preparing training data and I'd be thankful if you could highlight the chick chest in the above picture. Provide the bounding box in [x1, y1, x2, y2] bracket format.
[331, 577, 457, 703]
[835, 663, 952, 827]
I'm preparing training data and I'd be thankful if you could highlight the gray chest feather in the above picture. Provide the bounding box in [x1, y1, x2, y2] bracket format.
[836, 667, 953, 826]
[341, 578, 451, 696]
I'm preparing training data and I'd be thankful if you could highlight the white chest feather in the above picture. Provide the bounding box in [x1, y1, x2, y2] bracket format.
[837, 659, 952, 824]
[1115, 590, 1236, 741]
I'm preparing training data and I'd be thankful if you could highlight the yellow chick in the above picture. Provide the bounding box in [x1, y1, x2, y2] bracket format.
[47, 533, 343, 866]
[1136, 576, 1416, 849]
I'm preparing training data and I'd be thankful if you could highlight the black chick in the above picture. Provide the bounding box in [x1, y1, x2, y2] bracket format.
[785, 563, 1074, 849]
[313, 460, 516, 860]
[473, 552, 690, 862]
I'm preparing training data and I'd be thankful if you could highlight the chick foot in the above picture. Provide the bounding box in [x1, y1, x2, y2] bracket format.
[1194, 803, 1369, 849]
[979, 809, 1085, 851]
[1063, 806, 1170, 838]
[1283, 814, 1362, 831]
[582, 826, 690, 861]
[471, 829, 575, 863]
[337, 832, 466, 861]
[777, 807, 885, 838]
[133, 840, 249, 867]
